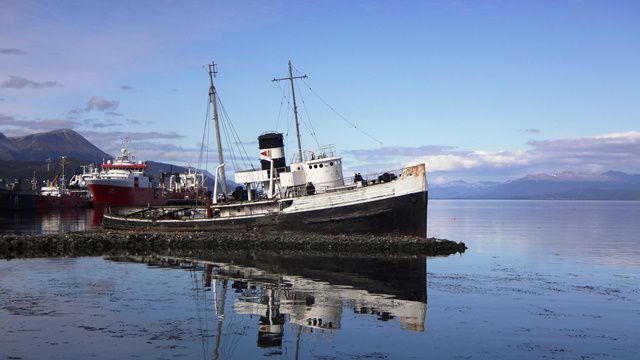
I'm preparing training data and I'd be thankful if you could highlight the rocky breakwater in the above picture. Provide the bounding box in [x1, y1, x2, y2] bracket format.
[0, 230, 467, 258]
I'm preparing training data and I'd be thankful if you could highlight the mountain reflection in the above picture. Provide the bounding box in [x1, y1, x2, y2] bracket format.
[106, 253, 427, 358]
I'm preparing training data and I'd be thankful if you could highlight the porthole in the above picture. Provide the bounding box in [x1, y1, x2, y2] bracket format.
[319, 164, 323, 168]
[314, 164, 318, 168]
[330, 162, 334, 166]
[298, 166, 301, 170]
[309, 165, 312, 169]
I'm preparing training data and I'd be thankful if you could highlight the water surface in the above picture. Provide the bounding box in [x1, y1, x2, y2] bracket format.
[1, 200, 638, 359]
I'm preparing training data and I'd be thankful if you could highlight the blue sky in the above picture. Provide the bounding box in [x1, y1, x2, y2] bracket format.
[1, 0, 639, 183]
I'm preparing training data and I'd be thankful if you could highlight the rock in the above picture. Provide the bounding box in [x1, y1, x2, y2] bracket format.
[0, 229, 467, 258]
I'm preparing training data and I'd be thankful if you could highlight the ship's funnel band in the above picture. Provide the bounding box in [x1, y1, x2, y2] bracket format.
[258, 132, 286, 171]
[259, 147, 284, 160]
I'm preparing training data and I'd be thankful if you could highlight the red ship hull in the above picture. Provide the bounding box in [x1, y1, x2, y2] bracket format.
[88, 184, 167, 207]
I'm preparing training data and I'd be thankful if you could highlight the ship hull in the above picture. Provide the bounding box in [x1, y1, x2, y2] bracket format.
[0, 190, 90, 210]
[0, 191, 38, 210]
[103, 190, 428, 237]
[87, 184, 166, 207]
[103, 163, 428, 237]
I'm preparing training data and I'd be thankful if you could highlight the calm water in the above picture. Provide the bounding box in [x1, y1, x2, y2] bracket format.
[1, 200, 639, 359]
[0, 208, 103, 235]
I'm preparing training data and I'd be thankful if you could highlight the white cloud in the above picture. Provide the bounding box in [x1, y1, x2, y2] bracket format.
[345, 131, 640, 181]
[85, 96, 119, 112]
[0, 113, 79, 135]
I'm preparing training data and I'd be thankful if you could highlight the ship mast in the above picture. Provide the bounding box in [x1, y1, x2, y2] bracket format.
[59, 156, 67, 189]
[208, 62, 227, 195]
[273, 60, 307, 163]
[46, 158, 51, 187]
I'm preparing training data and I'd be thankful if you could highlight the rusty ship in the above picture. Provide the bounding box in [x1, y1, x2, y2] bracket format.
[102, 61, 428, 237]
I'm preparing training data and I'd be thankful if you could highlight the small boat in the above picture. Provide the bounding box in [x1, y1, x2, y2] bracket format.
[103, 61, 428, 237]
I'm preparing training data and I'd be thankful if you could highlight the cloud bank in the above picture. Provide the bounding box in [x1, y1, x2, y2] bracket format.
[1, 75, 59, 89]
[0, 113, 80, 134]
[344, 131, 640, 182]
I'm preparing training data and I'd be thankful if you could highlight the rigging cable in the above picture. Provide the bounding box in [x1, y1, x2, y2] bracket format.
[273, 79, 314, 159]
[295, 83, 320, 147]
[219, 102, 239, 172]
[217, 94, 255, 170]
[198, 97, 211, 184]
[274, 81, 295, 157]
[294, 66, 383, 145]
[274, 96, 284, 132]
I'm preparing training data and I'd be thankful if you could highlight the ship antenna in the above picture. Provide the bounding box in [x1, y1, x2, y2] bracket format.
[59, 156, 67, 189]
[208, 61, 227, 195]
[46, 158, 51, 187]
[272, 60, 307, 163]
[31, 170, 37, 191]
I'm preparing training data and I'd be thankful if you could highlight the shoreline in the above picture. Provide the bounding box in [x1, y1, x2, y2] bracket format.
[0, 230, 467, 258]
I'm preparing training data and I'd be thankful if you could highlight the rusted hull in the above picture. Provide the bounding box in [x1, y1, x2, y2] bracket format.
[102, 190, 428, 237]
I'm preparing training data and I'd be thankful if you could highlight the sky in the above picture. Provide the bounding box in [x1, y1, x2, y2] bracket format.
[1, 0, 639, 183]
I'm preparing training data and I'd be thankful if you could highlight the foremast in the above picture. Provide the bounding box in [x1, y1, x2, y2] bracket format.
[208, 62, 228, 195]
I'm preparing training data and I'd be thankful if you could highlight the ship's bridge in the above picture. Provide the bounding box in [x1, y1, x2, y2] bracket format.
[234, 144, 345, 197]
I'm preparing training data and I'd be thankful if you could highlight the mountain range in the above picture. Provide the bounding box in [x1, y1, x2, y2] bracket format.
[0, 129, 111, 162]
[430, 171, 640, 200]
[1, 129, 638, 199]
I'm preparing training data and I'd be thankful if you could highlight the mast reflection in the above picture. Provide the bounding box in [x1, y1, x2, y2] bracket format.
[108, 253, 428, 357]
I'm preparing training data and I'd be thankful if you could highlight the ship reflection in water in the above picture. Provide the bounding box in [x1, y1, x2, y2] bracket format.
[0, 208, 104, 234]
[107, 253, 427, 357]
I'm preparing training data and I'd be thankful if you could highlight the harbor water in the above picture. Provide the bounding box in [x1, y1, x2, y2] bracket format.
[1, 200, 639, 359]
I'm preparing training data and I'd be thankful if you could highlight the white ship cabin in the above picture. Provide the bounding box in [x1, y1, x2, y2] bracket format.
[68, 164, 99, 188]
[233, 132, 346, 202]
[93, 146, 153, 188]
[162, 167, 205, 193]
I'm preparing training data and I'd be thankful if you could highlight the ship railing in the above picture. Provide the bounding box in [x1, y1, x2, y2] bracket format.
[282, 167, 404, 198]
[110, 205, 209, 220]
[292, 145, 337, 163]
[344, 168, 404, 186]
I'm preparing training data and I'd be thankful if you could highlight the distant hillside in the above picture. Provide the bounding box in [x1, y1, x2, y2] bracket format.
[0, 129, 111, 162]
[0, 133, 19, 160]
[0, 158, 91, 187]
[430, 171, 640, 200]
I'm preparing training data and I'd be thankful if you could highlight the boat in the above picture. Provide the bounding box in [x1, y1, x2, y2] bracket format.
[38, 156, 92, 208]
[0, 178, 41, 210]
[0, 157, 92, 210]
[102, 61, 428, 237]
[85, 139, 205, 207]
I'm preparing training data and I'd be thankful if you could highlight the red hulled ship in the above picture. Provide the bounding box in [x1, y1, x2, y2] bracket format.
[85, 140, 204, 207]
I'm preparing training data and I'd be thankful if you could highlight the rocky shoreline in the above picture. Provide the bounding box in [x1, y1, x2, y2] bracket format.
[0, 230, 466, 258]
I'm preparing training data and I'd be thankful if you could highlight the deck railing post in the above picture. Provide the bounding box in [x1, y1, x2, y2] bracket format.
[213, 163, 225, 204]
